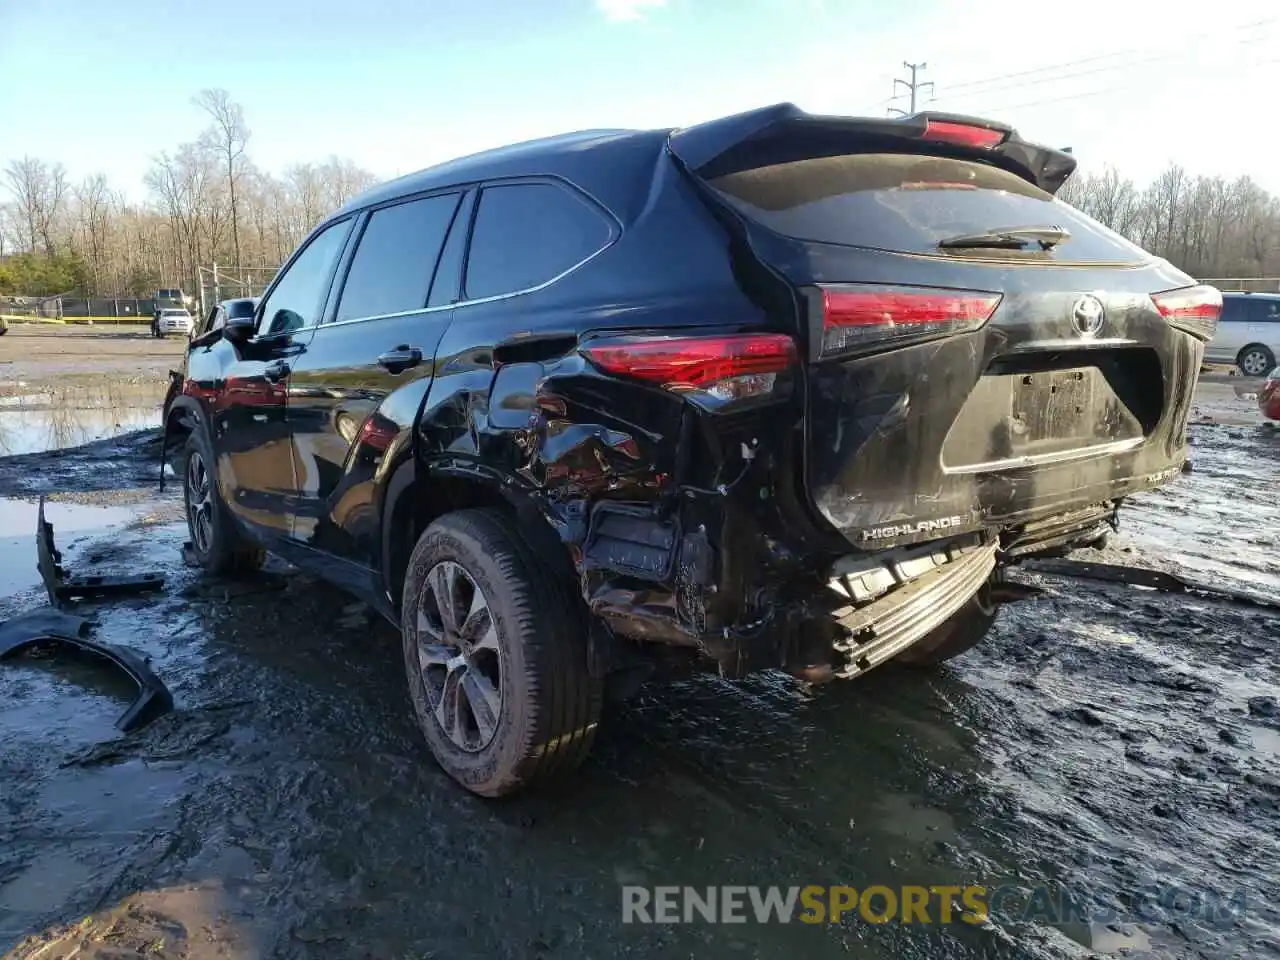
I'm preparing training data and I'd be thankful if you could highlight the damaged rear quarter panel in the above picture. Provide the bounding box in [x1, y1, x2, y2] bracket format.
[408, 146, 817, 659]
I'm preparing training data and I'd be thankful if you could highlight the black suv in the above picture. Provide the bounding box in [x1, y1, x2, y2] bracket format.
[163, 104, 1213, 797]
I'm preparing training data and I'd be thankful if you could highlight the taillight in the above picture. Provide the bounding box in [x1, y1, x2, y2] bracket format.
[922, 119, 1005, 150]
[1151, 285, 1222, 341]
[581, 333, 797, 411]
[817, 285, 1002, 357]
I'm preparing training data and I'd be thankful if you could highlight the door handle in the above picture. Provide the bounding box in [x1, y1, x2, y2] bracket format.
[377, 345, 423, 374]
[264, 360, 290, 382]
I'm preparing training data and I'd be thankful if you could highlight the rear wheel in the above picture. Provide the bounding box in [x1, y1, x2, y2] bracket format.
[182, 432, 265, 575]
[893, 575, 1000, 667]
[1239, 345, 1275, 378]
[401, 509, 601, 797]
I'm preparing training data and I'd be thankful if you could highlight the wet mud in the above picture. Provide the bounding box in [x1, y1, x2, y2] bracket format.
[0, 359, 1277, 959]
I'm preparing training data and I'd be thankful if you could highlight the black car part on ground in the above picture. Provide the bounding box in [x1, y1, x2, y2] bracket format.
[0, 608, 174, 733]
[1022, 557, 1280, 611]
[38, 497, 165, 606]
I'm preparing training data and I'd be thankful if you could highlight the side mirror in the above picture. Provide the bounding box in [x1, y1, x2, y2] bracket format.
[224, 315, 256, 344]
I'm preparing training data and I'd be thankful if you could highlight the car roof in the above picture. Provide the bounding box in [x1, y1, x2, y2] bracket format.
[330, 127, 668, 220]
[1223, 291, 1280, 299]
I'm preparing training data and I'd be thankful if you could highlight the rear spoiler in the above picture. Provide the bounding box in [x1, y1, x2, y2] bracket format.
[668, 102, 1077, 195]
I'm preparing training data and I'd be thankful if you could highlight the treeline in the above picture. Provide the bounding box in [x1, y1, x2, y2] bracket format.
[0, 89, 376, 297]
[6, 99, 1280, 297]
[1052, 165, 1278, 278]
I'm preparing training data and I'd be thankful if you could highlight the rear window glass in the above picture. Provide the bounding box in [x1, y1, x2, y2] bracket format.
[707, 153, 1146, 262]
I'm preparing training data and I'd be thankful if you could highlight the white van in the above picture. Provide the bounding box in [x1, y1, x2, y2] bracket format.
[1204, 292, 1280, 376]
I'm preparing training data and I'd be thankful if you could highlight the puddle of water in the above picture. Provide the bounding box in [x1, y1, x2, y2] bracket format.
[0, 498, 139, 599]
[0, 378, 166, 457]
[0, 404, 160, 456]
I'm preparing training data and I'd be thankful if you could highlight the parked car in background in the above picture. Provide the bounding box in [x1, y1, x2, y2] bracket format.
[1259, 367, 1280, 420]
[152, 307, 194, 338]
[0, 317, 8, 337]
[1204, 291, 1280, 376]
[163, 103, 1211, 797]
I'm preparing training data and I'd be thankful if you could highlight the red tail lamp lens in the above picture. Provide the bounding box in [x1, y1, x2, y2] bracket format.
[819, 286, 1001, 355]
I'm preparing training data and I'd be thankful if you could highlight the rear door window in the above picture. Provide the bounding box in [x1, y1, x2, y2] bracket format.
[334, 193, 461, 322]
[706, 153, 1147, 263]
[463, 182, 614, 301]
[1221, 297, 1250, 323]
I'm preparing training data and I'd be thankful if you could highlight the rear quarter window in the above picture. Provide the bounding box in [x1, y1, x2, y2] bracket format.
[463, 182, 614, 301]
[707, 153, 1148, 263]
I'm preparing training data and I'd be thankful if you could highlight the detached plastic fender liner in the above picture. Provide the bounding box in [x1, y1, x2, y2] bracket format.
[0, 609, 174, 733]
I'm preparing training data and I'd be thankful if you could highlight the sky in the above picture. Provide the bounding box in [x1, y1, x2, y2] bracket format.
[3, 0, 1280, 198]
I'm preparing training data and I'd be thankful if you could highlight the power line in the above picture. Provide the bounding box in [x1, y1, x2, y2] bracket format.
[968, 53, 1280, 115]
[938, 16, 1276, 98]
[888, 61, 933, 116]
[942, 31, 1272, 107]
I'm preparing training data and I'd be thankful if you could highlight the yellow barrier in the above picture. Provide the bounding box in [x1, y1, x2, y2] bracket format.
[0, 316, 153, 325]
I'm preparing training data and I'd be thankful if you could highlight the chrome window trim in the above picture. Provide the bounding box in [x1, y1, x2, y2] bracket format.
[269, 176, 618, 335]
[309, 238, 614, 331]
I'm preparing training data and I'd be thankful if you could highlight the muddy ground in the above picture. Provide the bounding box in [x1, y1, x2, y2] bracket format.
[0, 326, 1277, 959]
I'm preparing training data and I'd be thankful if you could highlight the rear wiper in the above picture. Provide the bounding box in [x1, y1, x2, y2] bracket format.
[938, 225, 1071, 251]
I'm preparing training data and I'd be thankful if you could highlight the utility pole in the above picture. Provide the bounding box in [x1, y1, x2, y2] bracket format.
[889, 61, 934, 117]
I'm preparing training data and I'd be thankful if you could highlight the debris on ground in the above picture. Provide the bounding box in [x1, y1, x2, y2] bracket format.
[0, 608, 173, 732]
[37, 495, 164, 605]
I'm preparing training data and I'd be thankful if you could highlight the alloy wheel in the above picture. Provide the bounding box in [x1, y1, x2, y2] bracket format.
[186, 451, 214, 555]
[1242, 349, 1271, 377]
[415, 560, 504, 752]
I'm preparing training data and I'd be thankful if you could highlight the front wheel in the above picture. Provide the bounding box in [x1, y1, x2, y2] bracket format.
[182, 432, 265, 575]
[401, 509, 601, 797]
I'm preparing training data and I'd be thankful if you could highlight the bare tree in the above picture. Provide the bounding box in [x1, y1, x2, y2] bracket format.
[194, 89, 250, 273]
[0, 202, 15, 257]
[145, 142, 222, 289]
[75, 174, 112, 292]
[285, 162, 326, 232]
[4, 156, 69, 254]
[319, 156, 377, 208]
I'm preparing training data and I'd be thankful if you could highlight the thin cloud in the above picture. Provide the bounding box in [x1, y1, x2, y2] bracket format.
[595, 0, 668, 22]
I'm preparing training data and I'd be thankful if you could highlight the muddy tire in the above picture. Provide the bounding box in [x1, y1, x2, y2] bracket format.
[181, 431, 266, 575]
[401, 508, 602, 798]
[893, 577, 999, 667]
[1238, 344, 1275, 378]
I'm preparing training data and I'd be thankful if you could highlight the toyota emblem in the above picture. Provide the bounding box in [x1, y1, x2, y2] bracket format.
[1071, 294, 1105, 337]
